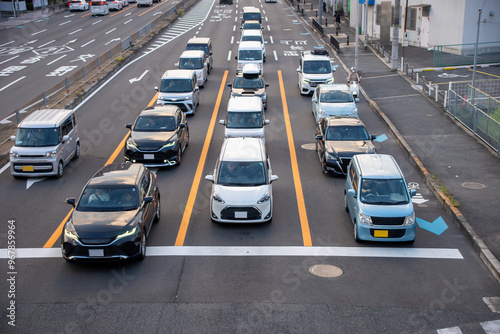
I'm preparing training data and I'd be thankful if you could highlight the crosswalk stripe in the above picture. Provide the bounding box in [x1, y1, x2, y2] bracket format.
[437, 327, 462, 334]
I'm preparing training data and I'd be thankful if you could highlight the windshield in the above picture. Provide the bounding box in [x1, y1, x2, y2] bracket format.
[217, 161, 267, 186]
[186, 44, 209, 56]
[359, 178, 409, 205]
[15, 128, 60, 147]
[226, 111, 263, 128]
[134, 116, 176, 132]
[242, 36, 263, 43]
[243, 13, 261, 21]
[239, 50, 262, 61]
[320, 90, 354, 103]
[233, 76, 264, 89]
[160, 78, 193, 93]
[179, 58, 203, 69]
[77, 186, 139, 212]
[326, 125, 369, 141]
[303, 60, 332, 74]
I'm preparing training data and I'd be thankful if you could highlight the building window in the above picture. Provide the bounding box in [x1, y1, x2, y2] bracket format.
[422, 6, 430, 17]
[406, 7, 417, 30]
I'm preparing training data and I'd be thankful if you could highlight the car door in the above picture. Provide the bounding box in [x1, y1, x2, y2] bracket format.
[312, 87, 320, 120]
[140, 172, 155, 234]
[315, 119, 326, 164]
[61, 116, 76, 165]
[346, 164, 358, 223]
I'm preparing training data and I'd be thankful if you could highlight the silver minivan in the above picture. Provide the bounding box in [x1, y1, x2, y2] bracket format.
[219, 96, 269, 142]
[10, 109, 80, 178]
[175, 50, 208, 88]
[155, 69, 200, 116]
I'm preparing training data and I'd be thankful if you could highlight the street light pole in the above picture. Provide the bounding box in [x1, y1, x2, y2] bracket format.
[391, 0, 400, 70]
[472, 9, 482, 88]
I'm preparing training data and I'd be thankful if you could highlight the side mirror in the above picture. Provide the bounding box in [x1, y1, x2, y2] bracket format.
[66, 197, 76, 207]
[144, 196, 154, 204]
[370, 135, 377, 141]
[205, 175, 214, 182]
[154, 86, 159, 91]
[312, 97, 317, 103]
[315, 135, 323, 140]
[347, 189, 356, 198]
[355, 98, 360, 103]
[235, 56, 238, 60]
[227, 83, 232, 88]
[62, 135, 70, 142]
[410, 189, 417, 197]
[296, 68, 301, 73]
[265, 83, 269, 87]
[174, 62, 179, 67]
[219, 119, 225, 125]
[125, 123, 132, 129]
[331, 64, 338, 72]
[179, 123, 186, 128]
[264, 119, 270, 125]
[270, 175, 278, 182]
[10, 135, 16, 141]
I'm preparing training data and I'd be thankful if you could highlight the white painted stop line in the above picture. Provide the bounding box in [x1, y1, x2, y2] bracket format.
[0, 246, 463, 259]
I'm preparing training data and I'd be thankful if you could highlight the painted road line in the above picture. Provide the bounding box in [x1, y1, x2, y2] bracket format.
[0, 76, 26, 92]
[231, 36, 234, 44]
[38, 40, 56, 48]
[59, 20, 72, 26]
[46, 55, 67, 66]
[0, 162, 10, 175]
[278, 71, 312, 247]
[92, 19, 102, 25]
[0, 55, 20, 65]
[372, 93, 421, 100]
[105, 28, 117, 35]
[43, 208, 73, 248]
[227, 51, 232, 62]
[273, 50, 278, 61]
[110, 3, 137, 17]
[469, 68, 500, 79]
[69, 28, 82, 35]
[138, 2, 162, 16]
[1, 246, 463, 259]
[31, 29, 47, 36]
[0, 41, 15, 47]
[124, 19, 133, 24]
[81, 39, 95, 48]
[175, 71, 228, 246]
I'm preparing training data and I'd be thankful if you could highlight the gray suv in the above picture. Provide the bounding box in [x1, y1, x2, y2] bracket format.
[155, 70, 200, 116]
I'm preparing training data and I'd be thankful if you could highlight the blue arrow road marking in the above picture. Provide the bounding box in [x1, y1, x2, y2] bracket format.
[300, 33, 310, 35]
[313, 46, 324, 49]
[416, 217, 448, 235]
[374, 134, 387, 142]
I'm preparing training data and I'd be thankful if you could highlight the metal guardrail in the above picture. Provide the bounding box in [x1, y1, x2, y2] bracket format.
[311, 18, 324, 37]
[329, 35, 339, 52]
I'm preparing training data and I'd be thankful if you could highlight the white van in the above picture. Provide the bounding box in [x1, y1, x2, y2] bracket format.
[90, 0, 109, 15]
[242, 6, 261, 24]
[240, 29, 266, 62]
[10, 109, 80, 178]
[236, 41, 264, 75]
[175, 50, 208, 88]
[219, 96, 269, 142]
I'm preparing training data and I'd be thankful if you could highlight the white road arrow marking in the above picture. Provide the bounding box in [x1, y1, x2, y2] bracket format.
[412, 193, 429, 205]
[26, 178, 47, 189]
[105, 38, 120, 46]
[129, 70, 149, 84]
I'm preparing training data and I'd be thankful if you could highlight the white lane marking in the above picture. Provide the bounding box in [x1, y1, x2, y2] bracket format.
[273, 50, 278, 61]
[124, 19, 133, 24]
[0, 162, 10, 175]
[31, 29, 47, 36]
[227, 50, 232, 62]
[0, 76, 26, 92]
[154, 12, 162, 16]
[92, 19, 102, 25]
[46, 55, 67, 66]
[38, 40, 56, 48]
[270, 36, 273, 44]
[0, 246, 464, 259]
[81, 39, 95, 47]
[125, 12, 131, 17]
[0, 41, 15, 47]
[105, 28, 117, 34]
[437, 327, 462, 334]
[69, 29, 82, 35]
[267, 25, 270, 31]
[59, 20, 72, 26]
[129, 69, 149, 83]
[482, 320, 500, 334]
[230, 36, 234, 44]
[372, 94, 421, 100]
[233, 25, 236, 32]
[0, 55, 20, 65]
[27, 178, 47, 189]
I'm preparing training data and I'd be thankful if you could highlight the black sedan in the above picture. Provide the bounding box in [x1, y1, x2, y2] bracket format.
[315, 116, 377, 175]
[124, 105, 189, 167]
[61, 163, 160, 262]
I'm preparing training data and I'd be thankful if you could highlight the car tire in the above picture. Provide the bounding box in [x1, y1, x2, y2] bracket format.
[185, 131, 189, 148]
[176, 147, 182, 165]
[344, 191, 349, 212]
[56, 161, 64, 178]
[153, 194, 161, 223]
[138, 232, 146, 260]
[73, 142, 80, 160]
[354, 222, 361, 243]
[321, 157, 328, 175]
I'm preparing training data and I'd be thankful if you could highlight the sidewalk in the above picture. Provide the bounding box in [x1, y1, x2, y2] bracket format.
[299, 3, 500, 283]
[0, 8, 58, 30]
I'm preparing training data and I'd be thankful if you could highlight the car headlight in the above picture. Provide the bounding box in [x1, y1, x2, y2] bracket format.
[404, 213, 415, 226]
[319, 109, 327, 115]
[45, 151, 57, 158]
[327, 77, 334, 83]
[257, 192, 271, 204]
[212, 192, 225, 204]
[9, 152, 19, 159]
[160, 141, 176, 149]
[64, 220, 79, 241]
[358, 212, 372, 226]
[157, 96, 165, 101]
[126, 138, 137, 149]
[183, 96, 192, 101]
[325, 151, 337, 161]
[302, 78, 310, 83]
[116, 226, 138, 240]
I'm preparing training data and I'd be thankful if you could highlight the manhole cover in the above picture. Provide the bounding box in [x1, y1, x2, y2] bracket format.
[461, 182, 486, 190]
[301, 143, 316, 150]
[309, 264, 343, 278]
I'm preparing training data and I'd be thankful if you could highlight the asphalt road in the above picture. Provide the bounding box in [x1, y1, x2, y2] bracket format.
[1, 0, 500, 333]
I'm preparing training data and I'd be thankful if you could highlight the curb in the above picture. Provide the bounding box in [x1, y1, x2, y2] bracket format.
[414, 63, 499, 73]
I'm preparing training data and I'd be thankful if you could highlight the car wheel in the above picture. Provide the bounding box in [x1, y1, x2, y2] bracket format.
[321, 157, 328, 175]
[176, 147, 182, 165]
[138, 232, 146, 260]
[354, 222, 361, 243]
[56, 161, 64, 178]
[344, 192, 349, 212]
[73, 142, 80, 160]
[153, 194, 161, 223]
[185, 131, 189, 148]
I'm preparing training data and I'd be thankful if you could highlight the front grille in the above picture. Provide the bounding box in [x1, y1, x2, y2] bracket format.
[370, 229, 406, 238]
[309, 80, 327, 87]
[18, 154, 45, 158]
[221, 207, 261, 220]
[137, 146, 162, 152]
[371, 216, 406, 225]
[80, 238, 114, 245]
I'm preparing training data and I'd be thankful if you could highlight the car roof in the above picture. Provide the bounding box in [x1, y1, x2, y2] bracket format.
[187, 37, 211, 44]
[227, 96, 263, 112]
[243, 20, 261, 25]
[319, 83, 350, 91]
[354, 154, 404, 179]
[242, 29, 263, 37]
[138, 105, 179, 117]
[220, 137, 266, 162]
[161, 69, 195, 79]
[243, 6, 260, 13]
[179, 50, 205, 58]
[19, 109, 73, 128]
[301, 50, 330, 61]
[239, 41, 262, 49]
[325, 116, 364, 127]
[241, 63, 261, 75]
[87, 163, 145, 187]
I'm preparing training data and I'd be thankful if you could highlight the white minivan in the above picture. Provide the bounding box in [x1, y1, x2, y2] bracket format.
[219, 96, 269, 142]
[10, 109, 80, 178]
[236, 41, 264, 75]
[175, 50, 208, 88]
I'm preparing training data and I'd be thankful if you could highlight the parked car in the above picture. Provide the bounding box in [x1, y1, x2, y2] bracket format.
[227, 63, 268, 108]
[124, 105, 189, 167]
[69, 0, 89, 11]
[311, 84, 359, 122]
[155, 69, 200, 115]
[106, 0, 122, 10]
[344, 154, 417, 243]
[297, 49, 336, 95]
[205, 137, 278, 223]
[315, 116, 376, 175]
[61, 163, 161, 262]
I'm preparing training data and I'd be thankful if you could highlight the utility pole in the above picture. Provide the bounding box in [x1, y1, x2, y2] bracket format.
[402, 0, 408, 60]
[319, 0, 323, 25]
[391, 0, 400, 70]
[472, 9, 482, 88]
[363, 0, 368, 50]
[354, 0, 359, 70]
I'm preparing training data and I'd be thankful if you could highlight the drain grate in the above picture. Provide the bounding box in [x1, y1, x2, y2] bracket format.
[461, 182, 486, 190]
[309, 264, 343, 278]
[483, 297, 500, 313]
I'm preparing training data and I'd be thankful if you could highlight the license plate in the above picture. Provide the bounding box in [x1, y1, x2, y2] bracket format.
[89, 249, 104, 257]
[374, 230, 388, 238]
[144, 154, 155, 160]
[235, 211, 247, 219]
[22, 166, 34, 172]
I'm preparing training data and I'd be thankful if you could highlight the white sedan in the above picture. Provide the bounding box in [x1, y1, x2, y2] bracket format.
[68, 0, 89, 11]
[107, 0, 123, 10]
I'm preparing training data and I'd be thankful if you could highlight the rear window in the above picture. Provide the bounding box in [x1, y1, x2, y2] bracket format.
[91, 1, 106, 5]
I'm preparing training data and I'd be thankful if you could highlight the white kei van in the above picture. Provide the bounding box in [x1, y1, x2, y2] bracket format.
[10, 109, 80, 178]
[219, 96, 269, 142]
[236, 41, 264, 75]
[90, 0, 109, 15]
